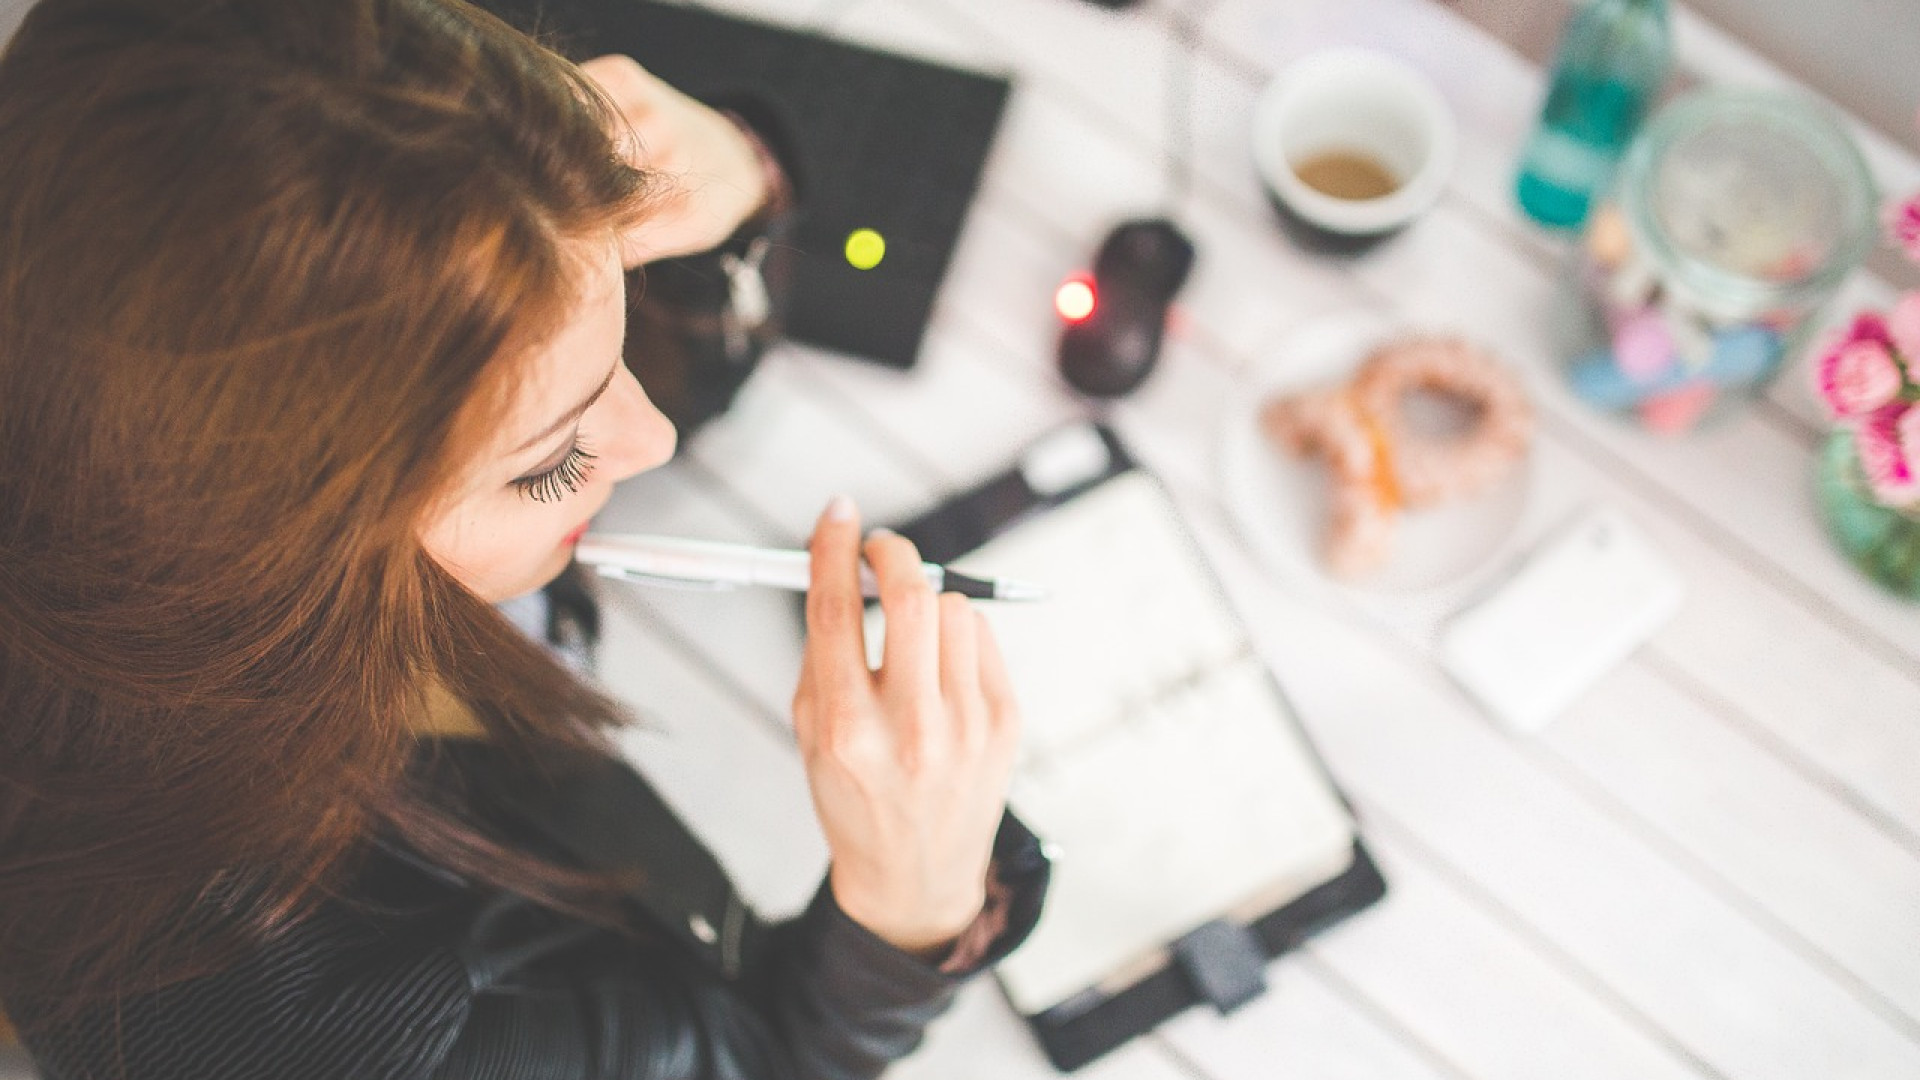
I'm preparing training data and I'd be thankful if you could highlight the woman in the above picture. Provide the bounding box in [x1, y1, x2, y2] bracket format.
[0, 1, 1043, 1077]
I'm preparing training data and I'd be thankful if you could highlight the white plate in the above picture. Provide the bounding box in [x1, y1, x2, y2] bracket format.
[1219, 309, 1533, 594]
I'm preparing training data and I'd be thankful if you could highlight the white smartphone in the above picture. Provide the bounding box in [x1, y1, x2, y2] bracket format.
[1437, 506, 1684, 732]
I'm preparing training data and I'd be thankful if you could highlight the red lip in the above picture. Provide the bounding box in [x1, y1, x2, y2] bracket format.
[563, 522, 590, 546]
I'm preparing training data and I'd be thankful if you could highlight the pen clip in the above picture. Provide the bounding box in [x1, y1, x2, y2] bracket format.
[590, 566, 742, 593]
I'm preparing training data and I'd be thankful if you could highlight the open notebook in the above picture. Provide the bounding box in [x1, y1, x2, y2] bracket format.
[883, 424, 1385, 1070]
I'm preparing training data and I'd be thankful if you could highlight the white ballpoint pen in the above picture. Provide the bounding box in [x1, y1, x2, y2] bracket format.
[575, 533, 1049, 601]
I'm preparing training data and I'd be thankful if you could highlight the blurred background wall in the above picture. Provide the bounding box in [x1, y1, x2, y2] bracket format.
[1448, 0, 1919, 156]
[1677, 0, 1917, 155]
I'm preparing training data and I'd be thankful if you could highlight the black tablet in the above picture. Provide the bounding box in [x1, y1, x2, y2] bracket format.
[477, 0, 1010, 368]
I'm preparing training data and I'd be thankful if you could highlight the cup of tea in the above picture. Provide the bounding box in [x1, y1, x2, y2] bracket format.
[1251, 49, 1457, 253]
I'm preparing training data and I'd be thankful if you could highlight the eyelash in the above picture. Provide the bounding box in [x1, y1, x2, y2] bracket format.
[512, 440, 598, 504]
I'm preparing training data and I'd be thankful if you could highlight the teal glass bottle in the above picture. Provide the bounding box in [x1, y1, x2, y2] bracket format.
[1515, 0, 1671, 229]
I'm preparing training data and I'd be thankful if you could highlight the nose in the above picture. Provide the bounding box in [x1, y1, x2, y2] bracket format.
[598, 366, 678, 483]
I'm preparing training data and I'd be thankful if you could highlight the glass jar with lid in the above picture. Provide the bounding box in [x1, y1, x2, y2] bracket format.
[1559, 88, 1878, 434]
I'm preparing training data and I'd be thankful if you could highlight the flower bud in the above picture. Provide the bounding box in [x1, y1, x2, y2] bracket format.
[1819, 338, 1904, 417]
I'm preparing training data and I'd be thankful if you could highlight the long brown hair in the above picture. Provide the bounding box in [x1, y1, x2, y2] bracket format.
[0, 0, 654, 1018]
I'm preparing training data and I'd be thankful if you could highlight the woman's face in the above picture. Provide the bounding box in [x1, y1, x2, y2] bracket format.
[420, 238, 676, 602]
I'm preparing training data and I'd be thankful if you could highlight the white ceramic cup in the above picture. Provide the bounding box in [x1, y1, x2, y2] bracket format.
[1251, 49, 1457, 244]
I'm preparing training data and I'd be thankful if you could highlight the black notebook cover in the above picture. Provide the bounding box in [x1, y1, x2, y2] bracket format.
[476, 0, 1010, 368]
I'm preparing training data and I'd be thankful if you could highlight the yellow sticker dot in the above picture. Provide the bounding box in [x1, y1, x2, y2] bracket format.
[845, 228, 886, 271]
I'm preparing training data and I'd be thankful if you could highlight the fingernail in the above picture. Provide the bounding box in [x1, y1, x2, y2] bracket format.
[825, 494, 855, 521]
[867, 527, 896, 540]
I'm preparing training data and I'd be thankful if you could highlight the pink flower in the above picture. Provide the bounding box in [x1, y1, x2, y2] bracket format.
[1856, 405, 1920, 505]
[1846, 311, 1893, 348]
[1888, 291, 1920, 366]
[1889, 193, 1920, 264]
[1818, 336, 1905, 417]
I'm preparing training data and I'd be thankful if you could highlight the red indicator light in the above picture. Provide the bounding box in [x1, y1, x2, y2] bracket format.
[1055, 276, 1096, 323]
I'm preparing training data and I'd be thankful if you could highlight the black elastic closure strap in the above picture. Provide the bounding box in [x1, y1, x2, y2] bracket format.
[1170, 920, 1268, 1015]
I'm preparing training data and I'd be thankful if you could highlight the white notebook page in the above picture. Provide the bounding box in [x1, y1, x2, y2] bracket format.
[932, 471, 1357, 1015]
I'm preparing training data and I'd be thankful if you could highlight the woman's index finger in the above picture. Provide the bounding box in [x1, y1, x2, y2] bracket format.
[804, 495, 871, 684]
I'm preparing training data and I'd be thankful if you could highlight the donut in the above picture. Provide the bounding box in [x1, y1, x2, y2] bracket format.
[1350, 337, 1533, 505]
[1260, 336, 1531, 578]
[1260, 389, 1399, 577]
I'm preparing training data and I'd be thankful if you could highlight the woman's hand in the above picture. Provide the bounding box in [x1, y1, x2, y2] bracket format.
[578, 55, 769, 266]
[793, 496, 1023, 957]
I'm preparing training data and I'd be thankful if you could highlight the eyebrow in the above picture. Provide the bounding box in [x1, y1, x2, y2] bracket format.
[512, 362, 619, 456]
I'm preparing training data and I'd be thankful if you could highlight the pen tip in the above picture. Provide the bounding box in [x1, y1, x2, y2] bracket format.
[994, 580, 1050, 602]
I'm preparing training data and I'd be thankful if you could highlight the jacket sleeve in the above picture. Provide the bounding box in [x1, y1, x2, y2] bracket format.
[426, 811, 1050, 1080]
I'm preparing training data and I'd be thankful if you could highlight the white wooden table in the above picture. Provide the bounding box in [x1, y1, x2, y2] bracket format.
[584, 1, 1920, 1078]
[5, 1, 1919, 1078]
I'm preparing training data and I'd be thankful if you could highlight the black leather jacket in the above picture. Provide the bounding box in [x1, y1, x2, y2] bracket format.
[13, 741, 1049, 1080]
